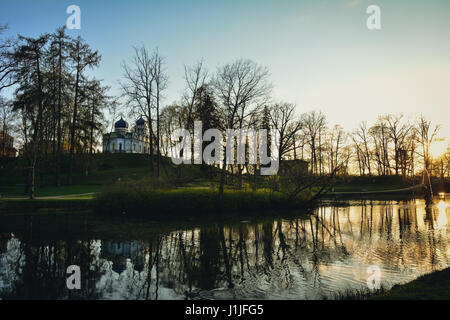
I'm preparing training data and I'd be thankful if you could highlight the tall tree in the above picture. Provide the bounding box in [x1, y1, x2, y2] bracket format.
[13, 34, 50, 198]
[385, 114, 409, 176]
[121, 46, 157, 174]
[415, 115, 440, 197]
[0, 96, 15, 156]
[150, 49, 168, 177]
[268, 102, 302, 161]
[67, 36, 100, 185]
[84, 79, 108, 175]
[213, 58, 271, 196]
[353, 122, 372, 176]
[193, 84, 220, 176]
[50, 27, 71, 186]
[300, 111, 326, 175]
[183, 60, 208, 134]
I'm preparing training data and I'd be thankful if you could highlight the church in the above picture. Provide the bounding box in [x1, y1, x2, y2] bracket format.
[102, 117, 151, 154]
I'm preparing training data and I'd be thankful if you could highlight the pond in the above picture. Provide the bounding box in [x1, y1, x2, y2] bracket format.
[0, 197, 449, 299]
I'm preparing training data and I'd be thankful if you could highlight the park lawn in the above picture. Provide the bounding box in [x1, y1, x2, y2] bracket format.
[0, 167, 164, 197]
[373, 268, 450, 300]
[0, 154, 212, 197]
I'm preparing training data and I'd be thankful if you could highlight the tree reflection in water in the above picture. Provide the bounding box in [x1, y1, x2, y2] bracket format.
[0, 199, 449, 300]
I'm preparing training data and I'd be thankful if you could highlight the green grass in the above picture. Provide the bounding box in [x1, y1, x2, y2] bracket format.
[94, 181, 312, 218]
[0, 153, 209, 197]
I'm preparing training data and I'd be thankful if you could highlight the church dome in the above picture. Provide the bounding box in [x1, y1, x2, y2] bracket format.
[136, 117, 145, 126]
[115, 117, 128, 128]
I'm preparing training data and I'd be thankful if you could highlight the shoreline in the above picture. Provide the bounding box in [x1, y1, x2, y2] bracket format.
[0, 190, 441, 215]
[372, 268, 450, 300]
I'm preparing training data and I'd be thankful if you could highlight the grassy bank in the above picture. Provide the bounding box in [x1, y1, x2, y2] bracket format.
[94, 181, 312, 218]
[335, 268, 450, 300]
[3, 154, 448, 199]
[372, 268, 450, 300]
[0, 153, 208, 197]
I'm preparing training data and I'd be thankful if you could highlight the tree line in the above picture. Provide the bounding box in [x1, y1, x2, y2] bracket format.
[123, 46, 448, 191]
[0, 25, 110, 198]
[1, 25, 449, 199]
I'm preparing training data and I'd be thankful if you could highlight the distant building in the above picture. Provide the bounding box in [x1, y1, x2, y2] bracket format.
[0, 132, 17, 158]
[278, 159, 309, 176]
[101, 241, 146, 273]
[102, 117, 151, 154]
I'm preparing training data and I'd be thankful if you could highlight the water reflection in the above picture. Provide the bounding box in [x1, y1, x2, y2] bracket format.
[0, 199, 449, 300]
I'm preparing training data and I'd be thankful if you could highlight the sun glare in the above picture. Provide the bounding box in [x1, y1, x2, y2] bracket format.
[430, 140, 449, 159]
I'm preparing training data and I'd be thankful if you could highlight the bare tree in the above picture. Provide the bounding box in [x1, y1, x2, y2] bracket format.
[385, 114, 409, 176]
[369, 117, 391, 175]
[326, 124, 347, 174]
[121, 46, 168, 176]
[213, 58, 271, 196]
[0, 96, 15, 156]
[268, 102, 302, 161]
[0, 25, 17, 93]
[354, 121, 372, 176]
[121, 45, 156, 174]
[300, 111, 326, 175]
[415, 115, 440, 199]
[183, 60, 208, 132]
[150, 49, 168, 177]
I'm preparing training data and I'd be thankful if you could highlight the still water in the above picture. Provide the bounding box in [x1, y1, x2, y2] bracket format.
[0, 198, 449, 300]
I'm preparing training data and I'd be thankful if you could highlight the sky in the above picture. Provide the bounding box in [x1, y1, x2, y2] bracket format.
[1, 0, 449, 155]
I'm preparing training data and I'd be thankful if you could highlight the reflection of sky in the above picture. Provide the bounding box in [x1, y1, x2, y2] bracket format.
[0, 198, 449, 299]
[90, 240, 184, 300]
[0, 237, 23, 296]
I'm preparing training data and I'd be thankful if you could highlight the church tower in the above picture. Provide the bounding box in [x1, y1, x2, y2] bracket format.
[135, 117, 147, 135]
[114, 117, 128, 134]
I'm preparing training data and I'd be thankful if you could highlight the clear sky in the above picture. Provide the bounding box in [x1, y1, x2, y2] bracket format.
[1, 0, 449, 154]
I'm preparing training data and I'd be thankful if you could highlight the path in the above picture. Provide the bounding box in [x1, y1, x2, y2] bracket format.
[0, 192, 97, 200]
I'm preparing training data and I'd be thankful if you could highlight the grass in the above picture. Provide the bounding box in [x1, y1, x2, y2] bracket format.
[93, 179, 313, 218]
[3, 154, 446, 198]
[329, 287, 387, 300]
[1, 154, 316, 216]
[332, 268, 450, 300]
[0, 153, 208, 197]
[371, 268, 450, 300]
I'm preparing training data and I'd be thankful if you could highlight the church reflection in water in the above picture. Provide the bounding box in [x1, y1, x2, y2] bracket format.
[0, 199, 449, 300]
